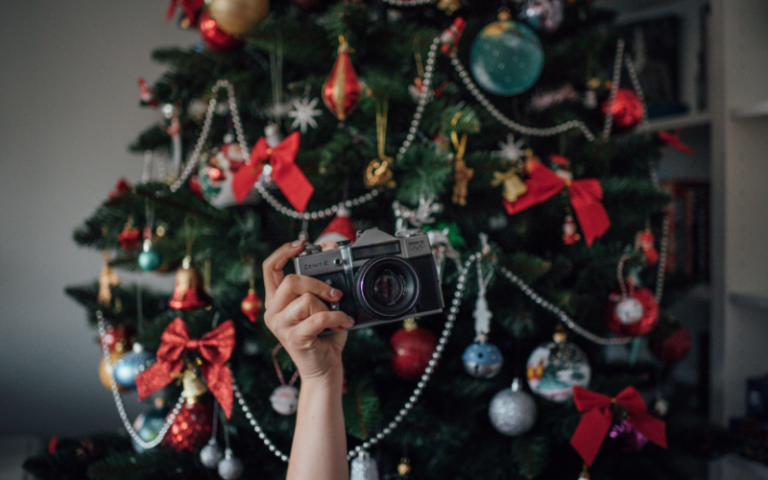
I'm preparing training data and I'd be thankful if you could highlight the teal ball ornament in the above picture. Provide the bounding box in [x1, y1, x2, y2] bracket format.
[462, 342, 504, 379]
[113, 345, 156, 389]
[131, 408, 168, 453]
[138, 240, 162, 271]
[469, 20, 544, 96]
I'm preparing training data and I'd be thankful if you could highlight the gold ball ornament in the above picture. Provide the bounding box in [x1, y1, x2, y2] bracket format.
[208, 0, 269, 36]
[397, 458, 411, 476]
[99, 351, 128, 392]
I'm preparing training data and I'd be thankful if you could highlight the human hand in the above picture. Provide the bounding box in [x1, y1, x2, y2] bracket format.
[262, 241, 355, 382]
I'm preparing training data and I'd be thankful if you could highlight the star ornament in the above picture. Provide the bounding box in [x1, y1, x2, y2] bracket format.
[288, 97, 322, 134]
[496, 134, 527, 162]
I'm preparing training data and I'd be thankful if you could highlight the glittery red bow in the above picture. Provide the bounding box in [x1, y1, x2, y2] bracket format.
[136, 318, 235, 418]
[503, 157, 610, 246]
[570, 386, 667, 466]
[232, 132, 314, 212]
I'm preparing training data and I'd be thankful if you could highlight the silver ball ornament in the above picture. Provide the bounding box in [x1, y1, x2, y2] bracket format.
[350, 450, 379, 480]
[488, 378, 537, 436]
[217, 449, 244, 480]
[462, 342, 504, 379]
[199, 439, 223, 469]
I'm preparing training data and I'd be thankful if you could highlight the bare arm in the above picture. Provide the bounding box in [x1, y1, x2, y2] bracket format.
[262, 241, 352, 480]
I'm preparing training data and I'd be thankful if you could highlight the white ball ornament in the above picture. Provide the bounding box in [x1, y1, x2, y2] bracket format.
[199, 439, 223, 469]
[488, 378, 537, 436]
[217, 449, 244, 480]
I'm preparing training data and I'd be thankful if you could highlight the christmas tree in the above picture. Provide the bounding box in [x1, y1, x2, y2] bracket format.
[23, 1, 711, 479]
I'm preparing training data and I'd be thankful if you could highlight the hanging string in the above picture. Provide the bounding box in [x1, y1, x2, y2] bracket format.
[449, 112, 468, 160]
[616, 253, 633, 298]
[184, 215, 198, 258]
[272, 344, 300, 387]
[376, 98, 390, 160]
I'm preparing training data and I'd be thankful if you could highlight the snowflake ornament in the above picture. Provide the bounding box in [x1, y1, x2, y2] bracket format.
[496, 134, 527, 162]
[288, 97, 322, 133]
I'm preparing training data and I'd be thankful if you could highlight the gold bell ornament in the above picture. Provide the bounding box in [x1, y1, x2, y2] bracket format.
[169, 256, 211, 310]
[492, 169, 528, 202]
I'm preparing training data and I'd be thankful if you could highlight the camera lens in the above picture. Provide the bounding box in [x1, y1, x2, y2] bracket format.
[371, 269, 406, 306]
[355, 257, 420, 319]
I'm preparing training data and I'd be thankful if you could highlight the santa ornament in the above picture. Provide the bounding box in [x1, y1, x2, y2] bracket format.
[440, 17, 466, 53]
[635, 228, 659, 265]
[199, 135, 259, 208]
[315, 206, 356, 251]
[604, 255, 659, 337]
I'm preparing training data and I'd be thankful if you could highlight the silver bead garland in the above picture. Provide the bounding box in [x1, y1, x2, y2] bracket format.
[233, 252, 481, 463]
[449, 53, 597, 142]
[602, 39, 625, 140]
[96, 311, 185, 450]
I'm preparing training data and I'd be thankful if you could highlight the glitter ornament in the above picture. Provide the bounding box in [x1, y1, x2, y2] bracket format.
[199, 138, 259, 208]
[240, 289, 263, 323]
[526, 335, 591, 402]
[602, 88, 644, 131]
[604, 287, 659, 337]
[520, 0, 564, 32]
[488, 378, 537, 436]
[217, 449, 244, 480]
[169, 256, 211, 310]
[199, 10, 244, 53]
[608, 419, 649, 452]
[469, 17, 544, 96]
[99, 351, 127, 392]
[270, 385, 299, 415]
[649, 325, 692, 365]
[208, 0, 269, 36]
[350, 450, 379, 480]
[389, 319, 438, 381]
[164, 400, 213, 452]
[113, 344, 156, 390]
[462, 341, 504, 379]
[131, 408, 169, 453]
[200, 439, 224, 469]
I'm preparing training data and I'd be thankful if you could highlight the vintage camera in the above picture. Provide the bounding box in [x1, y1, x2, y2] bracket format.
[294, 228, 445, 329]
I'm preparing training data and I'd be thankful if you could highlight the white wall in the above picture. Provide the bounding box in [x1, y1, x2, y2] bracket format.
[0, 0, 191, 436]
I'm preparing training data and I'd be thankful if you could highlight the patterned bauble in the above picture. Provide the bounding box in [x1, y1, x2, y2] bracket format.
[608, 419, 649, 452]
[488, 378, 537, 436]
[322, 37, 361, 121]
[526, 340, 591, 402]
[270, 385, 299, 415]
[350, 450, 379, 480]
[200, 439, 224, 469]
[462, 342, 504, 379]
[113, 344, 156, 390]
[164, 401, 213, 452]
[649, 325, 692, 365]
[520, 0, 564, 32]
[217, 449, 244, 480]
[604, 287, 659, 337]
[99, 351, 127, 392]
[389, 321, 438, 381]
[602, 88, 644, 130]
[240, 289, 263, 323]
[138, 240, 162, 271]
[469, 20, 544, 96]
[199, 139, 259, 208]
[131, 408, 169, 453]
[208, 0, 269, 36]
[199, 10, 244, 53]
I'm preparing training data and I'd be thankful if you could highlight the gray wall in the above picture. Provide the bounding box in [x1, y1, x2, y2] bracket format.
[0, 0, 191, 436]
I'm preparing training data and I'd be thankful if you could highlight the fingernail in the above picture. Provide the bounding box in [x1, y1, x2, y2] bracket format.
[346, 316, 355, 325]
[291, 240, 304, 248]
[330, 288, 341, 299]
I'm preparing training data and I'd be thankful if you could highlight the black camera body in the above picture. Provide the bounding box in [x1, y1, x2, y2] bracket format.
[294, 228, 445, 329]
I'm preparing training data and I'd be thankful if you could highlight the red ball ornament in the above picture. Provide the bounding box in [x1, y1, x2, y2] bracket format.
[199, 10, 244, 53]
[602, 88, 644, 130]
[604, 286, 659, 337]
[241, 288, 263, 323]
[389, 320, 438, 381]
[649, 325, 692, 365]
[164, 400, 213, 452]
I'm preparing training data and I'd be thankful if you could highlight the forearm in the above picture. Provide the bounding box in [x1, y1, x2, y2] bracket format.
[287, 368, 348, 480]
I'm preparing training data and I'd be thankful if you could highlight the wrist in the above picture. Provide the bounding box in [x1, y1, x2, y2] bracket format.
[300, 365, 344, 391]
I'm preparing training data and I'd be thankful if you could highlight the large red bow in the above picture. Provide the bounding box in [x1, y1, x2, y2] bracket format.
[570, 386, 667, 466]
[136, 318, 236, 418]
[232, 132, 314, 212]
[503, 157, 610, 246]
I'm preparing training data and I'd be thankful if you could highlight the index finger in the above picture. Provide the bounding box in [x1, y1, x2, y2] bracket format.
[262, 240, 306, 303]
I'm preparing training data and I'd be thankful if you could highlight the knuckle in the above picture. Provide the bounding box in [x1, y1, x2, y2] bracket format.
[284, 274, 300, 290]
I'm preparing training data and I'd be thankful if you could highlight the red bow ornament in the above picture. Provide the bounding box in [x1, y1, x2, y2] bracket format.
[136, 318, 236, 418]
[232, 132, 314, 212]
[503, 156, 610, 246]
[658, 130, 693, 155]
[570, 386, 667, 466]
